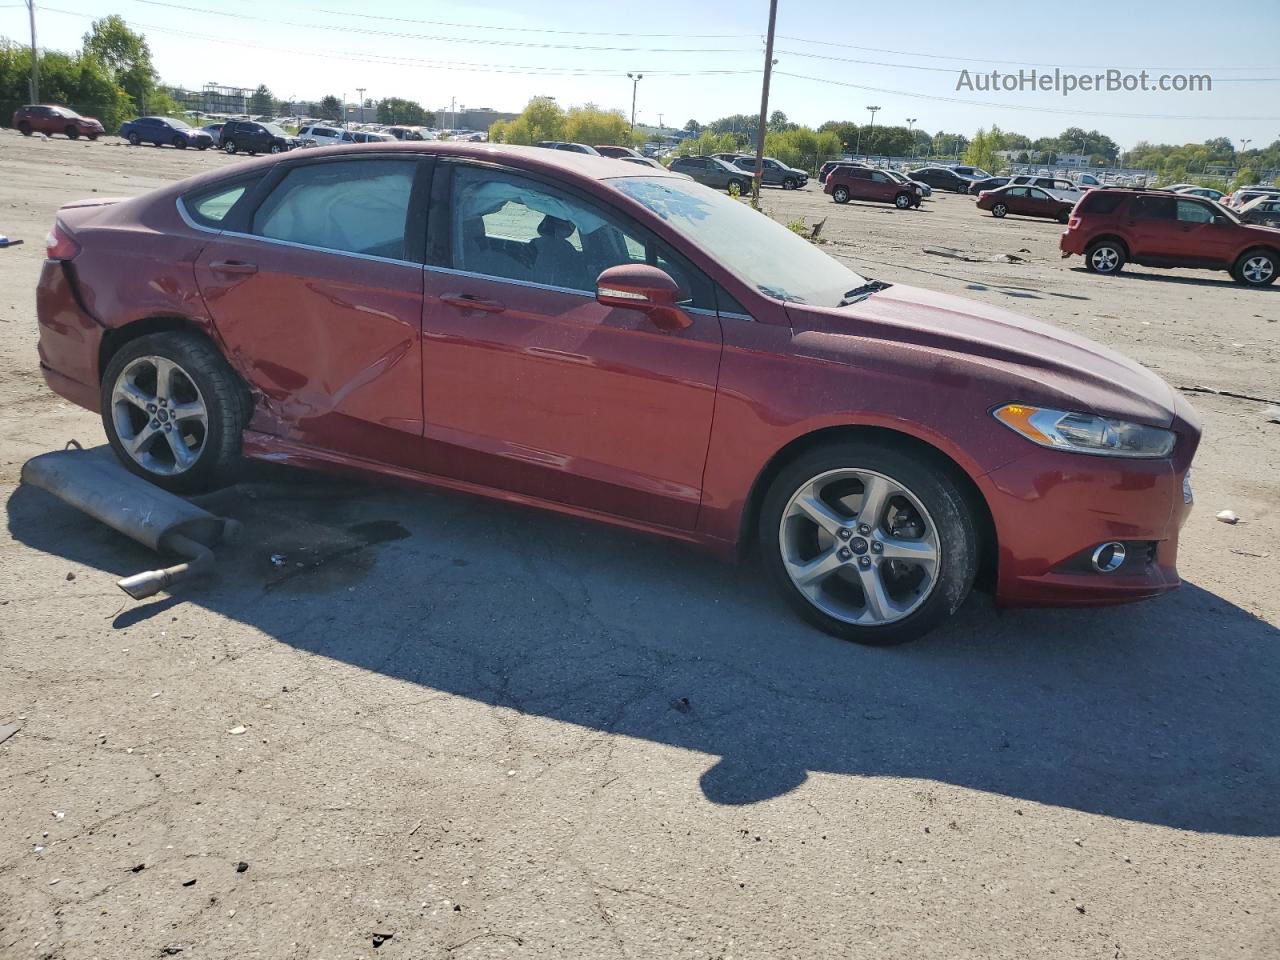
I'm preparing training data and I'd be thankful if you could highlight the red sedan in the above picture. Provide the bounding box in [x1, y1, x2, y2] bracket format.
[35, 144, 1200, 644]
[976, 184, 1075, 223]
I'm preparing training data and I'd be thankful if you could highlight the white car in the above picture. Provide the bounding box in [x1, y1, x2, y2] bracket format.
[297, 124, 347, 146]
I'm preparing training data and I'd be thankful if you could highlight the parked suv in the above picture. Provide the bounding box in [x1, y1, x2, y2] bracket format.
[297, 124, 347, 146]
[819, 159, 864, 183]
[221, 120, 302, 155]
[668, 156, 752, 195]
[825, 166, 921, 208]
[730, 156, 808, 189]
[119, 116, 213, 150]
[1060, 188, 1279, 286]
[12, 104, 104, 140]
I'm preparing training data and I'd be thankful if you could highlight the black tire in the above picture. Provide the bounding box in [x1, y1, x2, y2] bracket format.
[268, 142, 283, 154]
[100, 332, 248, 493]
[197, 144, 208, 151]
[1085, 239, 1126, 275]
[783, 177, 797, 190]
[127, 131, 141, 146]
[1231, 248, 1278, 286]
[18, 121, 32, 136]
[223, 139, 237, 154]
[173, 135, 187, 149]
[88, 133, 99, 141]
[65, 125, 80, 140]
[991, 203, 1007, 218]
[758, 442, 978, 646]
[1057, 210, 1070, 224]
[894, 192, 911, 209]
[832, 185, 850, 204]
[727, 178, 745, 197]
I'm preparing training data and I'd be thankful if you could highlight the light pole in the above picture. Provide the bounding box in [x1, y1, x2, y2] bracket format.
[24, 0, 39, 102]
[751, 0, 779, 203]
[906, 117, 917, 158]
[865, 105, 880, 159]
[627, 72, 644, 137]
[356, 87, 366, 123]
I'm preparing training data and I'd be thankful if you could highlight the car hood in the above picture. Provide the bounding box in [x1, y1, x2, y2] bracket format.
[789, 283, 1177, 427]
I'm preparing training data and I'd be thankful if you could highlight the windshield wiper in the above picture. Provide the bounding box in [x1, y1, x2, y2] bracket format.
[838, 280, 892, 307]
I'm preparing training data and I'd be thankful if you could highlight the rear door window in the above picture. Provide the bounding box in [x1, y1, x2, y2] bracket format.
[252, 158, 418, 260]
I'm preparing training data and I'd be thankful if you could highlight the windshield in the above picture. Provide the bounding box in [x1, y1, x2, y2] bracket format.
[262, 123, 288, 137]
[613, 176, 868, 307]
[166, 117, 191, 130]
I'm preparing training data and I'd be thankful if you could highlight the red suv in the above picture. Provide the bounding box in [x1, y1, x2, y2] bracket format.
[825, 166, 921, 208]
[1061, 189, 1279, 286]
[12, 104, 105, 140]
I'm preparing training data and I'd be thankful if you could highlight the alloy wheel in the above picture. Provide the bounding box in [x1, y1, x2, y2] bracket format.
[992, 203, 1007, 218]
[1240, 255, 1275, 284]
[1090, 246, 1120, 272]
[778, 468, 939, 626]
[110, 356, 209, 476]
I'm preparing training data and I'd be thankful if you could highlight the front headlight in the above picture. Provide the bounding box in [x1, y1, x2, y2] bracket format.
[993, 404, 1175, 458]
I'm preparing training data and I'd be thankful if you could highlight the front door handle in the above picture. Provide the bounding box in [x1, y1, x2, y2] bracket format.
[209, 260, 258, 275]
[441, 293, 506, 313]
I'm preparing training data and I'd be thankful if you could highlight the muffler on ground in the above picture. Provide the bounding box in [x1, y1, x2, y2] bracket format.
[20, 447, 240, 600]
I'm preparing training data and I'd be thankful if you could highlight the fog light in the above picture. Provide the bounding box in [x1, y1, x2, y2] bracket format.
[1090, 542, 1127, 573]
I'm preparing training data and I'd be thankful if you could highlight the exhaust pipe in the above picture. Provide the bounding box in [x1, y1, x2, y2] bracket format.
[20, 447, 240, 599]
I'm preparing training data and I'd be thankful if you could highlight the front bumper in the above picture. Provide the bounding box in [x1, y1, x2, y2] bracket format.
[980, 396, 1201, 607]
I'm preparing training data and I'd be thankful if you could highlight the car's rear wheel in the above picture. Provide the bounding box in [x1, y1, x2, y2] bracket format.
[1232, 249, 1278, 286]
[727, 179, 744, 197]
[223, 139, 237, 154]
[894, 192, 911, 209]
[832, 185, 850, 204]
[173, 135, 187, 149]
[65, 125, 79, 140]
[127, 132, 141, 146]
[991, 202, 1007, 218]
[18, 121, 32, 136]
[1085, 240, 1126, 275]
[101, 332, 248, 493]
[759, 443, 978, 645]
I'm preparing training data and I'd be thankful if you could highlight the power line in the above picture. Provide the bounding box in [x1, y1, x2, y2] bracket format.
[313, 7, 750, 39]
[773, 71, 1280, 121]
[131, 0, 753, 53]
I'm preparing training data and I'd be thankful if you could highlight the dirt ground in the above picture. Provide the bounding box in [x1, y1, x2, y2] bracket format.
[1, 131, 1277, 960]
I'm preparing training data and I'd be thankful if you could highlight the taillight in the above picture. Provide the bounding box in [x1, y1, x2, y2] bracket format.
[1067, 216, 1081, 229]
[46, 222, 80, 261]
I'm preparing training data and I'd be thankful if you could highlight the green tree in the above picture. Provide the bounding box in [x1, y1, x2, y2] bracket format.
[683, 118, 702, 134]
[768, 110, 795, 132]
[82, 15, 157, 112]
[488, 97, 566, 145]
[1, 42, 132, 129]
[319, 95, 342, 120]
[564, 104, 631, 147]
[376, 97, 431, 126]
[964, 125, 1003, 172]
[249, 84, 274, 116]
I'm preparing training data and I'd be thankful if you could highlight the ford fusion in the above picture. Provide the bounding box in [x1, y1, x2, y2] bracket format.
[35, 144, 1200, 644]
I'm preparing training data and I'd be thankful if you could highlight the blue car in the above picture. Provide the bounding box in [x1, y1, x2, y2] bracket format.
[119, 116, 213, 150]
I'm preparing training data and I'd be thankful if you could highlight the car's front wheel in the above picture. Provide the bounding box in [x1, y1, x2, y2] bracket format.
[991, 202, 1007, 218]
[101, 332, 247, 493]
[173, 135, 187, 149]
[783, 177, 797, 190]
[759, 442, 978, 645]
[832, 185, 850, 204]
[1232, 249, 1278, 286]
[894, 192, 911, 209]
[269, 142, 283, 154]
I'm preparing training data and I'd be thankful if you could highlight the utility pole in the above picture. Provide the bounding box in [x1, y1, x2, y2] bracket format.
[752, 0, 779, 204]
[25, 0, 39, 103]
[627, 73, 643, 137]
[906, 117, 917, 158]
[865, 105, 880, 160]
[657, 112, 664, 131]
[356, 87, 366, 123]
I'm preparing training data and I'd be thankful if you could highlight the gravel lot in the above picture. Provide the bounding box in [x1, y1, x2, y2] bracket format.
[1, 132, 1277, 960]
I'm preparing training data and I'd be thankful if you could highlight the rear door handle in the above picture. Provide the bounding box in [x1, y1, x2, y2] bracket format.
[209, 260, 258, 275]
[441, 293, 506, 313]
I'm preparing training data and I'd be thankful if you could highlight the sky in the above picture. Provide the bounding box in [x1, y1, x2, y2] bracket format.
[4, 0, 1278, 149]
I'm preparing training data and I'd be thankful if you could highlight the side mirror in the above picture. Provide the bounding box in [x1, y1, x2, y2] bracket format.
[1211, 215, 1227, 225]
[595, 264, 692, 330]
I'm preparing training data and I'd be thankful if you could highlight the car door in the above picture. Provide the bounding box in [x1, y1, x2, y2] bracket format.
[1171, 198, 1236, 265]
[192, 155, 429, 466]
[418, 161, 725, 530]
[1023, 187, 1058, 218]
[1124, 194, 1177, 259]
[867, 170, 897, 202]
[1000, 187, 1030, 214]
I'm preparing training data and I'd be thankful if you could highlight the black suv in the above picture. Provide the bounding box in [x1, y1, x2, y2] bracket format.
[907, 166, 972, 193]
[220, 120, 302, 156]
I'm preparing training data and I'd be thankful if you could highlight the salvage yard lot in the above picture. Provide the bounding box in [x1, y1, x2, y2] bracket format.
[1, 132, 1277, 959]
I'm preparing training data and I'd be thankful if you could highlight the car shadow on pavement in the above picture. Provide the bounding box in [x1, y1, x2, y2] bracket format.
[1069, 267, 1280, 291]
[7, 461, 1278, 836]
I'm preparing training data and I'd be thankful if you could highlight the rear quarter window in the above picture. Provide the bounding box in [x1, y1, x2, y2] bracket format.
[1078, 191, 1125, 215]
[182, 175, 263, 229]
